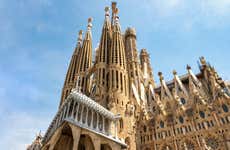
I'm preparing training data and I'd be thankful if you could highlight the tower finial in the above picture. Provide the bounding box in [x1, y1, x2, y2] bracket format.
[78, 30, 83, 42]
[111, 2, 117, 25]
[158, 72, 164, 81]
[105, 6, 110, 16]
[112, 2, 117, 13]
[200, 56, 206, 66]
[114, 8, 119, 23]
[87, 17, 93, 31]
[186, 65, 191, 70]
[173, 70, 177, 75]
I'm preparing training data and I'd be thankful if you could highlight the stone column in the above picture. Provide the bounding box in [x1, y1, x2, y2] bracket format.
[115, 120, 118, 138]
[86, 107, 89, 125]
[102, 117, 105, 133]
[61, 107, 66, 121]
[108, 120, 112, 135]
[96, 113, 99, 131]
[69, 124, 81, 150]
[93, 138, 101, 150]
[71, 101, 76, 119]
[80, 105, 85, 124]
[75, 103, 80, 121]
[90, 111, 94, 128]
[55, 116, 59, 129]
[66, 101, 71, 117]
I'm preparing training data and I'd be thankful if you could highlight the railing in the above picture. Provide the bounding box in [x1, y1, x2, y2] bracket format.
[42, 89, 125, 146]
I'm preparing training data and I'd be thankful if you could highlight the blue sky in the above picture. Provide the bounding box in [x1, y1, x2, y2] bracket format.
[0, 0, 230, 149]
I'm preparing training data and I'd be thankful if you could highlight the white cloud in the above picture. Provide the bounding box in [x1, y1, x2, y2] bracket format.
[0, 112, 51, 150]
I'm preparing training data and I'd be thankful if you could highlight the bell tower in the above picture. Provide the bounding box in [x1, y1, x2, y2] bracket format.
[75, 18, 93, 94]
[59, 30, 83, 107]
[91, 6, 112, 107]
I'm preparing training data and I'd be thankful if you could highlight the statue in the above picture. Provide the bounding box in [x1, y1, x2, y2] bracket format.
[125, 101, 135, 116]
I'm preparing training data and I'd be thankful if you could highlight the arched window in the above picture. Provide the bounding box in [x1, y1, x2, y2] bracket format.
[179, 116, 184, 123]
[222, 104, 229, 112]
[180, 98, 186, 105]
[152, 106, 156, 112]
[160, 121, 164, 128]
[143, 125, 147, 132]
[199, 111, 205, 118]
[119, 118, 124, 132]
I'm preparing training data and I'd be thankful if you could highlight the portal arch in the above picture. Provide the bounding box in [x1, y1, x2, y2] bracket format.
[101, 144, 112, 150]
[78, 134, 95, 150]
[53, 124, 73, 150]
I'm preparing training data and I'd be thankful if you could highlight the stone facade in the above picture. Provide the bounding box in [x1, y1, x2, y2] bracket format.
[30, 2, 230, 150]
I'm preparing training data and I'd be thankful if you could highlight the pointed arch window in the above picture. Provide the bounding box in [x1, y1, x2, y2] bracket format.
[160, 121, 164, 128]
[143, 125, 147, 132]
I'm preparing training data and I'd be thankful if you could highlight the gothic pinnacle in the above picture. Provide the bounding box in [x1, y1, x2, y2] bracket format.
[77, 30, 83, 43]
[186, 65, 191, 70]
[200, 56, 206, 66]
[158, 72, 164, 81]
[173, 70, 177, 75]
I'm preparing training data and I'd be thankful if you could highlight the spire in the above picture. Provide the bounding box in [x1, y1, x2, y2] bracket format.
[172, 69, 189, 98]
[59, 30, 83, 107]
[187, 65, 208, 105]
[113, 7, 121, 32]
[85, 17, 93, 40]
[77, 30, 83, 45]
[74, 30, 83, 54]
[77, 18, 93, 72]
[90, 6, 112, 105]
[140, 49, 155, 85]
[109, 7, 126, 67]
[27, 133, 42, 150]
[107, 5, 129, 105]
[75, 18, 93, 94]
[172, 70, 187, 111]
[105, 6, 110, 17]
[97, 6, 112, 64]
[158, 72, 173, 100]
[125, 27, 142, 97]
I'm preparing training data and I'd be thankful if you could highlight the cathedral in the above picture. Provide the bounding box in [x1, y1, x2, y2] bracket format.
[28, 2, 230, 150]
